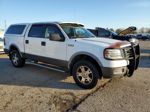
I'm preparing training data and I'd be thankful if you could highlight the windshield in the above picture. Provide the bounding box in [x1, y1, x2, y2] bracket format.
[61, 26, 95, 39]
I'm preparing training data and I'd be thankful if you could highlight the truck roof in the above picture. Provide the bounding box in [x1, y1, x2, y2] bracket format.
[10, 22, 84, 27]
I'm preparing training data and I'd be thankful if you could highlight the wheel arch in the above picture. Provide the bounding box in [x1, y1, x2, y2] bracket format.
[9, 44, 22, 57]
[69, 52, 103, 78]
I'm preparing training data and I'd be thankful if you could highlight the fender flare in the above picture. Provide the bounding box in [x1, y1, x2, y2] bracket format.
[68, 51, 103, 69]
[9, 44, 23, 57]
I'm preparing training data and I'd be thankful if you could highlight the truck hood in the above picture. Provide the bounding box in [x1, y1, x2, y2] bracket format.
[118, 26, 136, 36]
[75, 37, 130, 48]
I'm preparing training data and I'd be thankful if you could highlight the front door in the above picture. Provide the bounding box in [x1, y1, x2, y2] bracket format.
[44, 24, 67, 66]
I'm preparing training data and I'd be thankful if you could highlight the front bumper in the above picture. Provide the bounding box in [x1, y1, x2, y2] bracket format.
[101, 66, 127, 78]
[102, 44, 140, 78]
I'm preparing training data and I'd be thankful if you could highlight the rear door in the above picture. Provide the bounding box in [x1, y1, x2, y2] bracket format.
[24, 24, 46, 57]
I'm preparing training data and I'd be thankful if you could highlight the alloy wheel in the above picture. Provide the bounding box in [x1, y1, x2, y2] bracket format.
[76, 65, 93, 85]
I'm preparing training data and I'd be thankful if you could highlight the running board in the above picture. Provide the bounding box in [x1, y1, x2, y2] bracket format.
[26, 61, 66, 73]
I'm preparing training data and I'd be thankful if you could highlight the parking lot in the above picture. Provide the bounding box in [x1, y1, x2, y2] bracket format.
[0, 41, 150, 112]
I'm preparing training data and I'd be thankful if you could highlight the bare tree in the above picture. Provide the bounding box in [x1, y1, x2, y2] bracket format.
[109, 28, 114, 32]
[147, 29, 150, 33]
[137, 27, 150, 33]
[115, 28, 123, 33]
[138, 28, 145, 33]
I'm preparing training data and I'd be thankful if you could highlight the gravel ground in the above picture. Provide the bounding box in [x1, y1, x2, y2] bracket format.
[139, 40, 150, 50]
[76, 69, 150, 112]
[0, 54, 110, 112]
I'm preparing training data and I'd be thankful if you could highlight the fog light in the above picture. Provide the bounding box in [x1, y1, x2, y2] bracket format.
[113, 67, 126, 74]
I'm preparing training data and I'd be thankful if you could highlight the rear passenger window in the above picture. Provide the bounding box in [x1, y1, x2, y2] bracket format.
[6, 25, 26, 34]
[28, 25, 45, 38]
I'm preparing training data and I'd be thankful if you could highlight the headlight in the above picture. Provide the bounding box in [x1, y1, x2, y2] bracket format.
[104, 49, 125, 60]
[129, 38, 139, 45]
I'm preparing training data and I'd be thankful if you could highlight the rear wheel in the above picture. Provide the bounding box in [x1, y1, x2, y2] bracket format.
[10, 50, 25, 67]
[72, 60, 99, 89]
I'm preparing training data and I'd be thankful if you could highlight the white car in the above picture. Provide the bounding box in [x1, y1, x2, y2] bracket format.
[4, 22, 139, 89]
[0, 37, 4, 52]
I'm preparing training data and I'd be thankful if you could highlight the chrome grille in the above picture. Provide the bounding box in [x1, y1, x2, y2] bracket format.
[123, 47, 134, 59]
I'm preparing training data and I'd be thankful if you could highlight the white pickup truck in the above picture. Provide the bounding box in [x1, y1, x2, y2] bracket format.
[4, 22, 139, 89]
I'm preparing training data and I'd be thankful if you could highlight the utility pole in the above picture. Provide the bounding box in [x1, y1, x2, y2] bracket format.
[4, 20, 7, 31]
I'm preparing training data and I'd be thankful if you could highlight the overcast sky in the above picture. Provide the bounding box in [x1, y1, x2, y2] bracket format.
[0, 0, 150, 29]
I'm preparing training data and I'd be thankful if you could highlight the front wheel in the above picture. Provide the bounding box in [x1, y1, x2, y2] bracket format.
[10, 50, 25, 67]
[72, 60, 99, 89]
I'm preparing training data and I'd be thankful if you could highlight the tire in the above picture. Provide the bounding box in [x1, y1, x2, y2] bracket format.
[10, 50, 25, 67]
[72, 60, 99, 89]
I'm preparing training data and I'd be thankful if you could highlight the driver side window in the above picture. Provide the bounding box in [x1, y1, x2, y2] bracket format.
[45, 25, 64, 40]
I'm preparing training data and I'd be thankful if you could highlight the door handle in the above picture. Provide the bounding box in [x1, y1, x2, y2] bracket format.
[25, 40, 29, 44]
[41, 41, 46, 46]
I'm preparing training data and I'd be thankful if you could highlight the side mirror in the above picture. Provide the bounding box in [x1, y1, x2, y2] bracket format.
[49, 34, 64, 41]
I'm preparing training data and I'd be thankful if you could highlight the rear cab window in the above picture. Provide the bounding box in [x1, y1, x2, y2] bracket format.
[5, 25, 26, 35]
